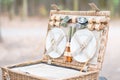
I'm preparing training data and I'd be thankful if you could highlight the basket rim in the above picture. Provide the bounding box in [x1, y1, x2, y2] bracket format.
[1, 61, 99, 80]
[50, 10, 110, 16]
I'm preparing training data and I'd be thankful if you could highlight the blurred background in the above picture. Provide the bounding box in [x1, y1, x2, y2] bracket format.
[0, 0, 120, 80]
[0, 0, 120, 19]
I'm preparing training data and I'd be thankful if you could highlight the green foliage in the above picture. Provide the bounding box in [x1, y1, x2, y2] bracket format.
[0, 0, 14, 5]
[113, 0, 119, 6]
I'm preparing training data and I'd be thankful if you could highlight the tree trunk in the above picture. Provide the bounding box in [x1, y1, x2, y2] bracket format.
[8, 0, 15, 20]
[21, 0, 28, 20]
[0, 22, 2, 42]
[66, 0, 72, 10]
[73, 0, 79, 10]
[0, 2, 2, 42]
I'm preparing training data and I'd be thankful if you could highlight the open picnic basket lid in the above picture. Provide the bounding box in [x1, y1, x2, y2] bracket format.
[42, 3, 110, 71]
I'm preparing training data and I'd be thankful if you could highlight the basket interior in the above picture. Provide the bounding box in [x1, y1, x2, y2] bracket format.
[10, 63, 84, 80]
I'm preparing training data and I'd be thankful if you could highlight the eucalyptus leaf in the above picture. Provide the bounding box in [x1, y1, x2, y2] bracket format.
[72, 27, 76, 36]
[68, 26, 72, 42]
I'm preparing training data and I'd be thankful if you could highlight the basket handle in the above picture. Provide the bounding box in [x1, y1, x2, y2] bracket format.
[51, 4, 60, 11]
[88, 3, 100, 12]
[51, 3, 100, 12]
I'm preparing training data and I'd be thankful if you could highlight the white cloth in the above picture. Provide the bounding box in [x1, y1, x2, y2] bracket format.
[12, 63, 84, 80]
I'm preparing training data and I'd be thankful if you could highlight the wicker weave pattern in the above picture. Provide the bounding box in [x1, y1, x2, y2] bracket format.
[97, 26, 109, 70]
[50, 10, 110, 17]
[2, 67, 99, 80]
[1, 9, 110, 80]
[43, 10, 110, 71]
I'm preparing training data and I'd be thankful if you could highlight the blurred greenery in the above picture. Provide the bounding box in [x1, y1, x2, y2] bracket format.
[0, 0, 120, 19]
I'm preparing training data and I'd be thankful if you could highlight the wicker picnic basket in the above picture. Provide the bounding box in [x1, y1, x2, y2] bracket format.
[1, 3, 110, 80]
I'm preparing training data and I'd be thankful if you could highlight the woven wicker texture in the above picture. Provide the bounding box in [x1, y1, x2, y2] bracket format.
[1, 3, 110, 80]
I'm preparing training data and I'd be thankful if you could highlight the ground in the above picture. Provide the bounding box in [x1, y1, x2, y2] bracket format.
[0, 17, 120, 80]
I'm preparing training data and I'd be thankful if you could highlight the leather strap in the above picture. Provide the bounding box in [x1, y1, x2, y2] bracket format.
[47, 32, 64, 54]
[51, 4, 60, 11]
[89, 3, 100, 12]
[72, 34, 92, 57]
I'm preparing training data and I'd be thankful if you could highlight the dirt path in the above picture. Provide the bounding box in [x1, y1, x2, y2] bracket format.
[0, 17, 48, 80]
[0, 17, 48, 65]
[0, 17, 120, 80]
